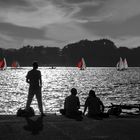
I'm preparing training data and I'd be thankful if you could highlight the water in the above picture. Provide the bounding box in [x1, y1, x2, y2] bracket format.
[0, 67, 140, 115]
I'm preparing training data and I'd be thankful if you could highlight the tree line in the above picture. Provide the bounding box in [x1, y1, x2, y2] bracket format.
[0, 39, 140, 67]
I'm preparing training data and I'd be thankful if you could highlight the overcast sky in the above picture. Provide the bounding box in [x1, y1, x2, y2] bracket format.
[0, 0, 140, 49]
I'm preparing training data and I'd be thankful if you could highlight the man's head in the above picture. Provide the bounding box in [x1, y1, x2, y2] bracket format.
[32, 61, 38, 69]
[71, 88, 77, 96]
[89, 90, 96, 97]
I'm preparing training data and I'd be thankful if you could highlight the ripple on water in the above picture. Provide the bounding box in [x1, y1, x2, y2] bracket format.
[0, 67, 140, 114]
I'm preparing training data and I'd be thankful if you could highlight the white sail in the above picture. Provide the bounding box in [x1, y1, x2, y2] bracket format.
[123, 58, 128, 69]
[81, 58, 86, 70]
[77, 57, 86, 70]
[116, 62, 119, 70]
[2, 58, 7, 70]
[116, 57, 123, 70]
[17, 62, 20, 67]
[116, 57, 128, 71]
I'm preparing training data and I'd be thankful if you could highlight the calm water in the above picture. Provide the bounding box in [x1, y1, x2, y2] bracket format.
[0, 67, 140, 115]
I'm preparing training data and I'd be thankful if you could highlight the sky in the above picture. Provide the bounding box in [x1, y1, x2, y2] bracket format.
[0, 0, 140, 49]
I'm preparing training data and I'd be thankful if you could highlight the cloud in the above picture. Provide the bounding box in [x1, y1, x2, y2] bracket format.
[44, 23, 94, 44]
[0, 22, 46, 39]
[22, 38, 66, 48]
[80, 12, 140, 39]
[93, 0, 140, 22]
[66, 0, 140, 23]
[0, 4, 69, 28]
[0, 0, 29, 7]
[64, 0, 94, 4]
[114, 36, 140, 48]
[0, 22, 48, 49]
[0, 0, 103, 28]
[0, 0, 140, 48]
[0, 32, 23, 49]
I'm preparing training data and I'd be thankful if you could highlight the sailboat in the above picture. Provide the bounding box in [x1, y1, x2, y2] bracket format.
[77, 57, 86, 70]
[123, 58, 128, 70]
[0, 58, 7, 70]
[116, 57, 128, 71]
[11, 61, 20, 69]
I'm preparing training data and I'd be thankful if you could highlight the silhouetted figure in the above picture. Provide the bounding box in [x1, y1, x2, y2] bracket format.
[23, 116, 43, 135]
[25, 61, 45, 116]
[83, 90, 109, 119]
[60, 88, 82, 121]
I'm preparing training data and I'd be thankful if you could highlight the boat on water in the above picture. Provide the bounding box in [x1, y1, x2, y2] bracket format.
[48, 66, 56, 69]
[116, 57, 128, 71]
[11, 61, 20, 69]
[0, 58, 7, 70]
[77, 57, 86, 70]
[123, 58, 128, 70]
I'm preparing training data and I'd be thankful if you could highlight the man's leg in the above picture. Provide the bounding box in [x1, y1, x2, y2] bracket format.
[26, 88, 34, 109]
[36, 88, 44, 114]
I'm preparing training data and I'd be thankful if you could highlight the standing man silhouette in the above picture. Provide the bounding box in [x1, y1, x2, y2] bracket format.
[25, 61, 45, 116]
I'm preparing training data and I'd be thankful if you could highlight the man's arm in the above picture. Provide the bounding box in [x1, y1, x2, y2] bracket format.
[99, 99, 104, 112]
[77, 97, 80, 109]
[26, 72, 30, 84]
[26, 78, 30, 83]
[83, 99, 88, 115]
[39, 77, 42, 87]
[39, 71, 42, 87]
[64, 98, 67, 110]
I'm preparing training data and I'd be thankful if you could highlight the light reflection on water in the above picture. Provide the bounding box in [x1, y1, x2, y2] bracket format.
[0, 67, 140, 115]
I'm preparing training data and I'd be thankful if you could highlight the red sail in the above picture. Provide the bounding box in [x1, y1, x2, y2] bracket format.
[11, 61, 17, 68]
[77, 59, 83, 68]
[0, 59, 4, 69]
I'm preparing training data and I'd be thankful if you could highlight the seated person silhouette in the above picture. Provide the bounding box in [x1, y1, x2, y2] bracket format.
[83, 90, 109, 119]
[60, 88, 82, 120]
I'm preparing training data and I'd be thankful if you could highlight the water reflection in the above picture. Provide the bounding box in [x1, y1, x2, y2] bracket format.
[23, 116, 43, 135]
[0, 67, 140, 114]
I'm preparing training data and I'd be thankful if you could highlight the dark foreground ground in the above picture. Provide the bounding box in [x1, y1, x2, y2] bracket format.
[0, 113, 140, 140]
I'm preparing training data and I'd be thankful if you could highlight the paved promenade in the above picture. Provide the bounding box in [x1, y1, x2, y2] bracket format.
[0, 114, 140, 140]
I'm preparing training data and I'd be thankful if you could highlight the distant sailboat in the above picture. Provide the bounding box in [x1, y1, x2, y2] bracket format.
[48, 66, 56, 69]
[49, 64, 56, 69]
[0, 58, 7, 70]
[123, 58, 128, 70]
[77, 57, 86, 70]
[116, 57, 128, 71]
[11, 61, 20, 69]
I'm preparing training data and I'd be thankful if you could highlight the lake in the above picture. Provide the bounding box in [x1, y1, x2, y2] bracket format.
[0, 67, 140, 115]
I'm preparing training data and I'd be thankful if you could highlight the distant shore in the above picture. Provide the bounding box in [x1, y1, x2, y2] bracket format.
[1, 39, 140, 67]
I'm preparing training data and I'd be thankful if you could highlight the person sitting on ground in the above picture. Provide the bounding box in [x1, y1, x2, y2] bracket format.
[83, 90, 109, 118]
[60, 88, 82, 120]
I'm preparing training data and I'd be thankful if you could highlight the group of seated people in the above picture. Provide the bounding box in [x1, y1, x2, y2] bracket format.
[60, 88, 109, 120]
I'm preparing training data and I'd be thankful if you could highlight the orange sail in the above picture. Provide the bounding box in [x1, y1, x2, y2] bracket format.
[11, 61, 17, 68]
[0, 58, 7, 70]
[77, 58, 86, 70]
[11, 61, 20, 68]
[77, 59, 83, 68]
[0, 59, 4, 68]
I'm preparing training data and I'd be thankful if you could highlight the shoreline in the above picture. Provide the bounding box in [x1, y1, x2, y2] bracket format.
[0, 114, 140, 140]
